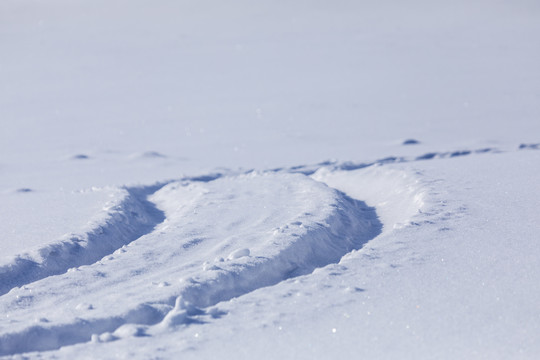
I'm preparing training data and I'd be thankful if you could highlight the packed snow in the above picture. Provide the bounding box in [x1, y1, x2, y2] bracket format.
[1, 0, 540, 359]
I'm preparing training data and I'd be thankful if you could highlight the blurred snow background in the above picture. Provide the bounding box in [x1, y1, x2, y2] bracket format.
[2, 0, 539, 171]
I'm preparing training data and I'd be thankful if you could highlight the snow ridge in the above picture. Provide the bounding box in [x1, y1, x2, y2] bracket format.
[0, 185, 165, 296]
[275, 146, 503, 176]
[0, 173, 382, 356]
[163, 187, 381, 310]
[268, 142, 537, 177]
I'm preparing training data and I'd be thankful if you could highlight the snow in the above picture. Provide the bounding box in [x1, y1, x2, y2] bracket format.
[1, 0, 540, 358]
[0, 185, 163, 296]
[0, 172, 382, 355]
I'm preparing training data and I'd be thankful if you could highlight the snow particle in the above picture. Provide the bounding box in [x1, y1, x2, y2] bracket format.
[227, 248, 250, 260]
[203, 262, 220, 271]
[76, 303, 94, 310]
[114, 324, 147, 338]
[208, 307, 227, 319]
[98, 332, 117, 342]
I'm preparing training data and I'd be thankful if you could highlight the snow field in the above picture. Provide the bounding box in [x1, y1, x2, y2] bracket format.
[1, 0, 540, 357]
[1, 147, 539, 359]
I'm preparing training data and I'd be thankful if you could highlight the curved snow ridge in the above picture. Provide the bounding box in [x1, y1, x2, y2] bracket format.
[151, 172, 382, 310]
[0, 173, 381, 355]
[0, 184, 165, 296]
[312, 165, 427, 232]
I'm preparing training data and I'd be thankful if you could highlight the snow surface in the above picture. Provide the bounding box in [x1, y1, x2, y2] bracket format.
[1, 0, 540, 359]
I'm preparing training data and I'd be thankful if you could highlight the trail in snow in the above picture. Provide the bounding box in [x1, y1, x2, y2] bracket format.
[0, 144, 499, 295]
[0, 172, 382, 355]
[0, 185, 166, 296]
[0, 144, 533, 298]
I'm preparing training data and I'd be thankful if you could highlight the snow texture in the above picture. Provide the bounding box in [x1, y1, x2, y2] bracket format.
[1, 0, 540, 359]
[0, 172, 381, 355]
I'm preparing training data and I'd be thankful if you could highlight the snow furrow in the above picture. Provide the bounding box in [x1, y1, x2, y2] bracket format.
[0, 184, 166, 296]
[0, 172, 382, 356]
